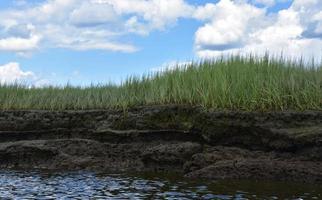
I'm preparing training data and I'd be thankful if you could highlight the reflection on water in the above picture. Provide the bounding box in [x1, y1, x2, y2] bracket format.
[0, 170, 321, 199]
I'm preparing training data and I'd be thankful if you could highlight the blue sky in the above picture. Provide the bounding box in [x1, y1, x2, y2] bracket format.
[0, 0, 321, 86]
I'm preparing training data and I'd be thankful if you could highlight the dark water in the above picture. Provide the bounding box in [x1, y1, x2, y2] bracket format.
[0, 170, 321, 200]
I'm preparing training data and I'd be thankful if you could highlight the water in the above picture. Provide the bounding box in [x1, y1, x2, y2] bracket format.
[0, 170, 321, 200]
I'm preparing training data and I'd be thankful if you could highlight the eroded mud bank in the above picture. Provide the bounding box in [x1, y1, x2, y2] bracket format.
[0, 105, 321, 183]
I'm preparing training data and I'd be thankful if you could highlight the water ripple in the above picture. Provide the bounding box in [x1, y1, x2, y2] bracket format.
[0, 170, 320, 199]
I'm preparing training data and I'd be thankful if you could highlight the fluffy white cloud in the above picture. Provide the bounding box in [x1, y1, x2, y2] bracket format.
[0, 62, 35, 84]
[0, 22, 41, 52]
[194, 0, 322, 60]
[0, 62, 50, 86]
[0, 0, 193, 53]
[69, 2, 118, 27]
[0, 0, 133, 53]
[0, 35, 41, 52]
[95, 0, 194, 34]
[194, 0, 265, 55]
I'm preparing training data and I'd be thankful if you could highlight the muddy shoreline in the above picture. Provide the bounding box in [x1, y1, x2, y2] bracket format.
[0, 105, 321, 183]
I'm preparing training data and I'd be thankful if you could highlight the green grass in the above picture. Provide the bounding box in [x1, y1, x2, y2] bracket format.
[0, 55, 321, 111]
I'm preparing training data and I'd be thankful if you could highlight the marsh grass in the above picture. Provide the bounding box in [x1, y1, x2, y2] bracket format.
[0, 55, 321, 111]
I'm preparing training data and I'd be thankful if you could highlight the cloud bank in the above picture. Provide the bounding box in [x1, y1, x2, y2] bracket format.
[0, 0, 193, 54]
[0, 0, 321, 59]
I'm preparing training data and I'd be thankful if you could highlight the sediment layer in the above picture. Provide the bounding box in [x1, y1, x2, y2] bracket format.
[0, 105, 321, 183]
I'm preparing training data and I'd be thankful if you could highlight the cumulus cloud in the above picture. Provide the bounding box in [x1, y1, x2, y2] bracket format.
[0, 22, 41, 52]
[0, 62, 35, 84]
[0, 0, 193, 53]
[98, 0, 194, 34]
[0, 62, 50, 87]
[69, 2, 118, 27]
[194, 0, 322, 60]
[0, 35, 41, 52]
[194, 0, 265, 53]
[0, 0, 135, 53]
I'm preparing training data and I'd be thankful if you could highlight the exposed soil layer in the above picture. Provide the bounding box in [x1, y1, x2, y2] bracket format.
[0, 105, 321, 183]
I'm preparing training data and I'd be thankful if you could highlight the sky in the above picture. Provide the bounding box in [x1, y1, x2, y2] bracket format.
[0, 0, 321, 86]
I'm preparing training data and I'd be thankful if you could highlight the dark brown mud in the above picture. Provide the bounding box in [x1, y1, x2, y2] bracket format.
[0, 105, 321, 183]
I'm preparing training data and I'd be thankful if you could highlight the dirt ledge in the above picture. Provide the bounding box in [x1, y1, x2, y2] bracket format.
[0, 105, 321, 183]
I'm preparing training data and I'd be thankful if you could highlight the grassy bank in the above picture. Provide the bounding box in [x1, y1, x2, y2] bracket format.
[1, 55, 321, 111]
